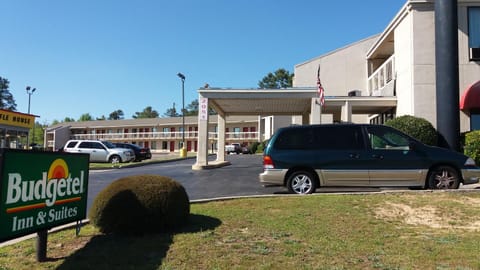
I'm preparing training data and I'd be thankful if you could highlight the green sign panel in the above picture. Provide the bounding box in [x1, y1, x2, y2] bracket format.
[0, 149, 89, 242]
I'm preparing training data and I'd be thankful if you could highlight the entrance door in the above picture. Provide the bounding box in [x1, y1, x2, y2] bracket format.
[187, 141, 192, 151]
[169, 141, 175, 152]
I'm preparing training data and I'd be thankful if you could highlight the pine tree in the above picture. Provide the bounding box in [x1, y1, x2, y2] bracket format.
[0, 77, 17, 111]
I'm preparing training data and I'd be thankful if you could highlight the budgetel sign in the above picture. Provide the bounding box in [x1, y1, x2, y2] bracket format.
[0, 149, 89, 242]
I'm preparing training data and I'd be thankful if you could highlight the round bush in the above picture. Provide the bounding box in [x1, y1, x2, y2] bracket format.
[464, 130, 480, 164]
[89, 174, 190, 234]
[385, 115, 438, 146]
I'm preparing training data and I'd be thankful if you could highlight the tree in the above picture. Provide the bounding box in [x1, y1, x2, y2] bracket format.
[28, 121, 47, 148]
[96, 115, 106, 120]
[0, 77, 17, 111]
[133, 106, 159, 119]
[258, 68, 294, 89]
[184, 99, 199, 116]
[64, 117, 75, 122]
[163, 105, 180, 117]
[108, 109, 124, 120]
[78, 113, 93, 122]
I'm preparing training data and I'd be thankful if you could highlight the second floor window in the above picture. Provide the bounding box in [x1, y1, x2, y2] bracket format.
[468, 7, 480, 60]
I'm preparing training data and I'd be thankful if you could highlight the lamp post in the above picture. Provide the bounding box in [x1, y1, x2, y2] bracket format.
[177, 73, 186, 157]
[26, 86, 36, 148]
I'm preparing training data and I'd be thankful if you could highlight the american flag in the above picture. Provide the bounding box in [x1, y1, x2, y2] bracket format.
[317, 65, 325, 106]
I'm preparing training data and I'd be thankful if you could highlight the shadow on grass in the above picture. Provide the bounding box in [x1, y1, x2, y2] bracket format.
[56, 214, 221, 270]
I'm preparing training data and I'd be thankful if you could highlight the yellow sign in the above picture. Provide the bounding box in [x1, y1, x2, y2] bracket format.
[0, 110, 35, 129]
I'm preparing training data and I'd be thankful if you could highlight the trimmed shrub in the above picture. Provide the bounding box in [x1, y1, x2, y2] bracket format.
[464, 130, 480, 164]
[256, 139, 270, 154]
[89, 174, 190, 235]
[250, 141, 260, 154]
[385, 115, 438, 146]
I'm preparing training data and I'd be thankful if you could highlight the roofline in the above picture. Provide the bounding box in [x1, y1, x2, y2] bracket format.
[366, 0, 435, 59]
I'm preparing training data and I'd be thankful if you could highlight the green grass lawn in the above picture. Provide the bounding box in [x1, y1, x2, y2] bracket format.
[1, 191, 479, 270]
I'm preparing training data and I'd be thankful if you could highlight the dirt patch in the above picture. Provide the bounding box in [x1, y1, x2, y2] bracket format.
[375, 200, 480, 231]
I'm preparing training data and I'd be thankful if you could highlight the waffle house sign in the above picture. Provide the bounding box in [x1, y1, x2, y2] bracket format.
[0, 149, 89, 242]
[0, 109, 35, 129]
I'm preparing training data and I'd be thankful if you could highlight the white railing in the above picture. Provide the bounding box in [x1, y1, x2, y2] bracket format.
[71, 131, 260, 141]
[368, 55, 395, 96]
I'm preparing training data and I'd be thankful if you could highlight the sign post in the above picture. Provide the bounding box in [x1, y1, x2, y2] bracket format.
[0, 149, 89, 261]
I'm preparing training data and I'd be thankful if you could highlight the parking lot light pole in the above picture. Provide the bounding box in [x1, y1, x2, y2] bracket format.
[177, 73, 186, 157]
[26, 86, 36, 148]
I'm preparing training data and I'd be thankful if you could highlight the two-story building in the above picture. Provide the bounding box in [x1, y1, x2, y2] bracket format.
[45, 115, 262, 152]
[45, 0, 480, 162]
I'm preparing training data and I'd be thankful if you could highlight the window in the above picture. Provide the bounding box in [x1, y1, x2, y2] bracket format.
[233, 127, 241, 138]
[66, 141, 78, 148]
[366, 126, 410, 150]
[470, 109, 480, 130]
[468, 7, 480, 60]
[313, 126, 364, 150]
[274, 128, 312, 150]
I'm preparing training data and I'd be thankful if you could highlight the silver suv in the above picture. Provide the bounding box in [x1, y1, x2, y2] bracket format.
[63, 140, 135, 163]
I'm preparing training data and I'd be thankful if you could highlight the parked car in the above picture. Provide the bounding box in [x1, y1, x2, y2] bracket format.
[113, 143, 152, 162]
[63, 140, 135, 163]
[225, 143, 242, 154]
[259, 124, 480, 194]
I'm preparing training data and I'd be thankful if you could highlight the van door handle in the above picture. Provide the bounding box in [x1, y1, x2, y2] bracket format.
[349, 153, 359, 159]
[372, 154, 384, 159]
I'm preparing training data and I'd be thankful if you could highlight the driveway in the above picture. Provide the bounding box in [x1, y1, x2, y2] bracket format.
[87, 154, 285, 212]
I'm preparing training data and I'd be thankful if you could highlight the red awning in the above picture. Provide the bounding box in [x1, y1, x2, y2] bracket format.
[460, 80, 480, 110]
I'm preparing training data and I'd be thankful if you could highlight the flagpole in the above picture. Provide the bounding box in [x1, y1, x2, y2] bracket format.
[316, 64, 325, 123]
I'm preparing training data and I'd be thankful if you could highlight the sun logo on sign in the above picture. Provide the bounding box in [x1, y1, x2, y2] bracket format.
[47, 159, 69, 180]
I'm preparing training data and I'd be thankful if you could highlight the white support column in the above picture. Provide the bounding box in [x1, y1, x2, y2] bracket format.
[310, 98, 322, 124]
[216, 114, 226, 162]
[192, 95, 210, 170]
[341, 101, 352, 123]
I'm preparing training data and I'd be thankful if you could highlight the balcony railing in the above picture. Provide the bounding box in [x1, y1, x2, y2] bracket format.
[70, 131, 260, 142]
[368, 55, 395, 96]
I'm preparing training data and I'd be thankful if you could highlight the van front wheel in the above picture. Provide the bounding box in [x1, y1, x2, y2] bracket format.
[287, 171, 316, 194]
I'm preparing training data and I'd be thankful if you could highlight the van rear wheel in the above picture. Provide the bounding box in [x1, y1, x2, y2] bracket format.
[287, 171, 316, 194]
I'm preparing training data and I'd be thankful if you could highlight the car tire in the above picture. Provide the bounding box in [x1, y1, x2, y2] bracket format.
[109, 155, 122, 164]
[287, 170, 316, 194]
[427, 165, 460, 189]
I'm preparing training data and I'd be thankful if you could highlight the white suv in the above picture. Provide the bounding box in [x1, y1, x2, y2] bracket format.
[63, 140, 135, 163]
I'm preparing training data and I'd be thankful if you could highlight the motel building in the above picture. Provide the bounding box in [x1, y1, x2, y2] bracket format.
[45, 0, 480, 169]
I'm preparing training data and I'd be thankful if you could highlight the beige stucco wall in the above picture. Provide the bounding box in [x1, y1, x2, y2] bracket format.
[294, 35, 378, 96]
[411, 5, 437, 127]
[394, 9, 414, 120]
[294, 36, 379, 123]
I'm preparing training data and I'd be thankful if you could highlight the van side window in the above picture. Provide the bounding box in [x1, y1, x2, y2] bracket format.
[274, 128, 313, 149]
[314, 126, 364, 150]
[366, 126, 410, 150]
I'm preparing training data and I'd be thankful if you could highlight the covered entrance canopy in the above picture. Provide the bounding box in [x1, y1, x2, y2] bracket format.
[460, 80, 480, 110]
[193, 88, 397, 170]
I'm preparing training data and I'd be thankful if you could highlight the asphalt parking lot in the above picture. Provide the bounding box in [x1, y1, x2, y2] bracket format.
[88, 153, 480, 210]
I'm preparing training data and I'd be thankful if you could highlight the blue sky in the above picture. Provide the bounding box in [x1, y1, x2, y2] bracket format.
[1, 0, 406, 124]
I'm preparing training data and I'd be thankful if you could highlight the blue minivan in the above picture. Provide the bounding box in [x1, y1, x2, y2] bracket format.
[259, 124, 480, 194]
